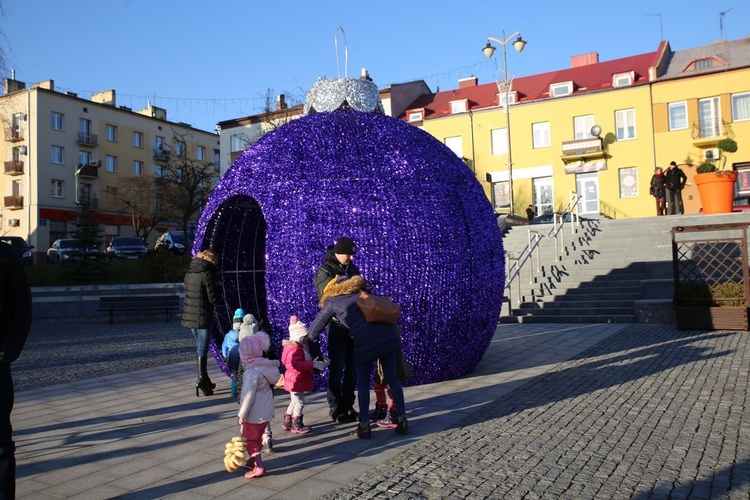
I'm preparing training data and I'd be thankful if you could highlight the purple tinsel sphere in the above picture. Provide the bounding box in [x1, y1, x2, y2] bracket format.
[195, 110, 505, 386]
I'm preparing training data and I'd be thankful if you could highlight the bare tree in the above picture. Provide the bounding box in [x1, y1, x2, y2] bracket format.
[160, 131, 217, 239]
[116, 176, 173, 242]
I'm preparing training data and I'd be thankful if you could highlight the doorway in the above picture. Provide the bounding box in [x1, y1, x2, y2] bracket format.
[575, 172, 600, 214]
[533, 177, 554, 215]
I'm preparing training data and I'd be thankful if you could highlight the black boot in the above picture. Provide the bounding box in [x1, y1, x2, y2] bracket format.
[395, 416, 409, 435]
[196, 357, 213, 396]
[350, 422, 371, 439]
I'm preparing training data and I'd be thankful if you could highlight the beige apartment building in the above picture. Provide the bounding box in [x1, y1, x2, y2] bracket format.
[0, 77, 219, 263]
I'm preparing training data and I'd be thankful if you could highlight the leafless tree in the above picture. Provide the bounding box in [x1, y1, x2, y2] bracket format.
[116, 176, 173, 242]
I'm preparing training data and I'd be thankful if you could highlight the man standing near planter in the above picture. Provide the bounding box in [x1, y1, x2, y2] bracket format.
[665, 161, 687, 215]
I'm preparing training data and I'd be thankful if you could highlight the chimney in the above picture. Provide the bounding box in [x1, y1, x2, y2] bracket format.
[571, 53, 599, 68]
[92, 89, 116, 106]
[458, 76, 478, 89]
[360, 68, 372, 81]
[275, 94, 287, 111]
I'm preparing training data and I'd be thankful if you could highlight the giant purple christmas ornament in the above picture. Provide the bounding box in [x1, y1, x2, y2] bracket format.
[194, 78, 504, 387]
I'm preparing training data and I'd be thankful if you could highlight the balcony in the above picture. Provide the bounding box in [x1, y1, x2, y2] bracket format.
[79, 196, 99, 209]
[560, 137, 605, 164]
[77, 164, 100, 179]
[153, 148, 171, 162]
[691, 119, 732, 147]
[4, 195, 23, 209]
[4, 160, 24, 175]
[4, 127, 23, 142]
[77, 133, 99, 147]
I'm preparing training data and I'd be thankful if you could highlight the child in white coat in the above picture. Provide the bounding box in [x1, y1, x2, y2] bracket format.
[237, 331, 280, 479]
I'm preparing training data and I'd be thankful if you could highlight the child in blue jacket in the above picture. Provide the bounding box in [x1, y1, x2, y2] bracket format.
[222, 308, 245, 396]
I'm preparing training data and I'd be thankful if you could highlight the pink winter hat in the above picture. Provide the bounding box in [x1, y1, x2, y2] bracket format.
[288, 315, 308, 343]
[239, 331, 270, 363]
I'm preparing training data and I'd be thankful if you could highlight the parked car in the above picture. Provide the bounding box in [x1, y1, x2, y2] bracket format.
[529, 212, 591, 225]
[47, 239, 99, 263]
[155, 230, 193, 255]
[0, 236, 34, 265]
[105, 236, 148, 259]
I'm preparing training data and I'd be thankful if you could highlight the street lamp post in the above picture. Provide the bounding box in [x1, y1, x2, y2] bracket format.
[483, 30, 526, 215]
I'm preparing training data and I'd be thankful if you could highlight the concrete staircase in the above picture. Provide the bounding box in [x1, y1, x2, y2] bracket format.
[500, 212, 750, 324]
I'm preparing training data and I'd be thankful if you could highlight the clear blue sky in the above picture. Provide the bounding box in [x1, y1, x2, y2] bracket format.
[3, 0, 747, 132]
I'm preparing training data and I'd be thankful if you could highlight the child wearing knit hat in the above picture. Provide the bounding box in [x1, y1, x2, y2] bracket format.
[281, 316, 328, 434]
[221, 308, 245, 397]
[237, 331, 280, 479]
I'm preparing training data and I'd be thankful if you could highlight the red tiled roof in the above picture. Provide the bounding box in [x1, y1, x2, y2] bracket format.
[403, 41, 668, 121]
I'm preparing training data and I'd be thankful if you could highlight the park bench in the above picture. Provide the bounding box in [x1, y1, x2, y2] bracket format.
[98, 295, 181, 323]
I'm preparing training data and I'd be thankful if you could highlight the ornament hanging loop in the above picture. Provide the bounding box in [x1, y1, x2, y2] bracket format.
[335, 26, 348, 79]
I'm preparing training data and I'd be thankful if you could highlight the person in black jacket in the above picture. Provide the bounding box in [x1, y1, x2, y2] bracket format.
[650, 167, 667, 216]
[307, 275, 408, 439]
[665, 161, 687, 215]
[182, 248, 220, 396]
[0, 241, 32, 499]
[313, 237, 360, 423]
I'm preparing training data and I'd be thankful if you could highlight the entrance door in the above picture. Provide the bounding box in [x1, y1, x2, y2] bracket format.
[575, 172, 599, 215]
[533, 177, 554, 215]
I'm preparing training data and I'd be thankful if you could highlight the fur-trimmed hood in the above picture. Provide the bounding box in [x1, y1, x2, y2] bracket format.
[319, 275, 367, 307]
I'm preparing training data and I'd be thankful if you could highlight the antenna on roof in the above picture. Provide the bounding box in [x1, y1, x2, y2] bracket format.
[335, 26, 348, 79]
[643, 13, 663, 41]
[720, 7, 733, 40]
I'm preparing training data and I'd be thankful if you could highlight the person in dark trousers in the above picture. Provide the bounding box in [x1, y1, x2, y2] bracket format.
[650, 167, 668, 216]
[0, 241, 32, 499]
[313, 236, 360, 423]
[182, 248, 220, 397]
[665, 161, 687, 215]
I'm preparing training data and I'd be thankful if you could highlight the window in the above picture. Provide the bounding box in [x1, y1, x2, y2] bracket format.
[197, 146, 205, 160]
[615, 109, 636, 140]
[498, 91, 517, 108]
[51, 179, 64, 198]
[176, 168, 184, 184]
[155, 165, 164, 178]
[532, 122, 550, 148]
[106, 124, 117, 142]
[574, 115, 595, 139]
[105, 155, 117, 173]
[230, 135, 246, 153]
[79, 118, 91, 141]
[155, 135, 165, 150]
[732, 92, 750, 122]
[78, 150, 91, 166]
[668, 102, 688, 130]
[444, 136, 463, 158]
[213, 149, 220, 172]
[51, 145, 64, 164]
[491, 128, 508, 155]
[550, 82, 573, 97]
[450, 100, 467, 114]
[133, 160, 143, 176]
[51, 112, 64, 131]
[612, 72, 634, 87]
[133, 131, 143, 148]
[407, 110, 423, 122]
[175, 140, 185, 157]
[694, 58, 713, 70]
[698, 97, 721, 138]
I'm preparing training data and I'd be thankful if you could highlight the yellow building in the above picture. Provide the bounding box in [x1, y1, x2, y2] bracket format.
[0, 77, 219, 262]
[402, 37, 750, 219]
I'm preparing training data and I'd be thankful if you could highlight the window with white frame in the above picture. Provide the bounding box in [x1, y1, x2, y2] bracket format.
[133, 160, 143, 176]
[491, 128, 508, 155]
[175, 140, 185, 157]
[51, 112, 64, 131]
[698, 97, 721, 138]
[230, 135, 246, 153]
[532, 122, 550, 148]
[213, 149, 220, 171]
[612, 72, 634, 87]
[615, 109, 636, 140]
[78, 150, 91, 166]
[51, 145, 64, 164]
[732, 92, 750, 122]
[155, 135, 165, 150]
[105, 155, 117, 173]
[498, 91, 517, 108]
[450, 100, 468, 114]
[668, 102, 688, 130]
[155, 165, 164, 178]
[106, 124, 117, 142]
[197, 146, 205, 160]
[51, 179, 64, 198]
[133, 131, 143, 148]
[407, 110, 424, 122]
[574, 115, 595, 139]
[444, 136, 463, 158]
[550, 82, 573, 97]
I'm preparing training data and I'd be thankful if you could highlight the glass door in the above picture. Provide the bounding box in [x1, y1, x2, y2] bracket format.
[575, 172, 599, 215]
[533, 177, 554, 215]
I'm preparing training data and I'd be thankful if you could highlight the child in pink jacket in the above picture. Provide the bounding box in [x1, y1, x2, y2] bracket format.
[281, 316, 327, 434]
[237, 331, 280, 479]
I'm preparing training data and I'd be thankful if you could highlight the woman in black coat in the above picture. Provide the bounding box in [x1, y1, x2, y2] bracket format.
[307, 275, 408, 438]
[181, 248, 219, 396]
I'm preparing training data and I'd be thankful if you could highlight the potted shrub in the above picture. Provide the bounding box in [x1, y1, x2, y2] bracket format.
[675, 281, 749, 330]
[694, 138, 739, 214]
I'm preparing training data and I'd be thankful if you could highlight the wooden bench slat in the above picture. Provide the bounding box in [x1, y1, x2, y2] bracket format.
[98, 295, 181, 323]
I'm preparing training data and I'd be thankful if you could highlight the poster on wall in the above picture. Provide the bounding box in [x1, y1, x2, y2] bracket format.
[619, 167, 638, 198]
[493, 181, 510, 211]
[738, 169, 750, 195]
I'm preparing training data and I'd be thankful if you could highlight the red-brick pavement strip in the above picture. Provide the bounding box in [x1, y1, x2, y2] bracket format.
[323, 325, 750, 499]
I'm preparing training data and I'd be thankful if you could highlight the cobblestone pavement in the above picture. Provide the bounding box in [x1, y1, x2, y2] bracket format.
[323, 325, 750, 499]
[13, 319, 193, 392]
